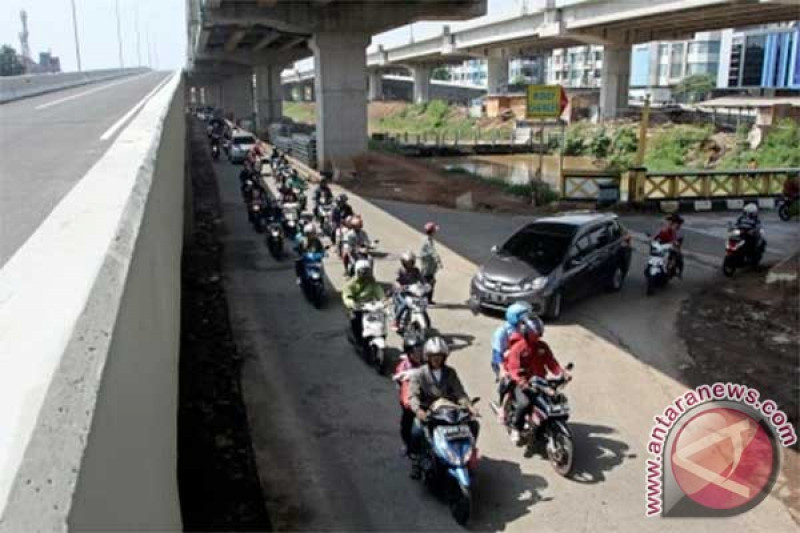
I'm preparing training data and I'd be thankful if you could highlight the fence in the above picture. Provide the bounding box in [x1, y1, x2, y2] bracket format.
[560, 169, 623, 201]
[630, 168, 797, 202]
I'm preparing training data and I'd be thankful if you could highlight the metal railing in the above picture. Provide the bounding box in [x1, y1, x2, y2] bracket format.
[560, 169, 622, 201]
[630, 168, 798, 202]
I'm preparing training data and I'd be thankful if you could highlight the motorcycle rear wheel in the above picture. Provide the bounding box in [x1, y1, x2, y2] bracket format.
[722, 257, 736, 277]
[778, 203, 791, 221]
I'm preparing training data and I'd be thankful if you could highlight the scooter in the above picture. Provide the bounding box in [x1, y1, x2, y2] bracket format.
[722, 221, 766, 277]
[266, 221, 284, 259]
[416, 398, 481, 526]
[778, 196, 798, 222]
[490, 363, 575, 477]
[644, 239, 679, 296]
[349, 300, 389, 373]
[249, 203, 267, 233]
[344, 241, 380, 277]
[282, 202, 301, 241]
[210, 133, 221, 160]
[299, 250, 326, 308]
[317, 201, 335, 239]
[396, 282, 432, 336]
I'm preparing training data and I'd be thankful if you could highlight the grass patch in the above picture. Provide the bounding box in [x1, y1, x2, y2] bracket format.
[283, 101, 315, 124]
[442, 167, 559, 205]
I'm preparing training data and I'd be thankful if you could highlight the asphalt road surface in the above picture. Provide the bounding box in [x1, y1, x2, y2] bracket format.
[211, 144, 797, 531]
[0, 71, 172, 267]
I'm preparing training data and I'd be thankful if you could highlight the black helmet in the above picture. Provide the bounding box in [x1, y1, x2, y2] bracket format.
[403, 331, 425, 353]
[338, 193, 349, 204]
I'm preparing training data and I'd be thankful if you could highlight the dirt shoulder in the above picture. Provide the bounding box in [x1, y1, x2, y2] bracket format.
[677, 260, 799, 522]
[177, 120, 271, 531]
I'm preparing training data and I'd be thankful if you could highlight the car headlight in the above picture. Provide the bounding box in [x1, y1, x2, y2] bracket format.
[474, 271, 485, 284]
[523, 276, 548, 291]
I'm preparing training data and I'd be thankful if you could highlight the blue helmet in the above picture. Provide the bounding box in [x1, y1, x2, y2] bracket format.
[505, 301, 532, 327]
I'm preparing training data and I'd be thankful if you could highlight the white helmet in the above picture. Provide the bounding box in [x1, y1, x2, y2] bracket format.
[401, 251, 416, 266]
[354, 259, 372, 277]
[303, 223, 316, 236]
[424, 336, 450, 358]
[744, 203, 759, 216]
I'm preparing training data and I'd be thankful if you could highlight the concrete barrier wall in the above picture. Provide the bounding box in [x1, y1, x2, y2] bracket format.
[0, 72, 184, 531]
[0, 68, 149, 103]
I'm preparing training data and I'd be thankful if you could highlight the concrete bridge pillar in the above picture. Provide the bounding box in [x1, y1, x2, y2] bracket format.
[412, 65, 431, 104]
[310, 32, 370, 172]
[600, 44, 631, 120]
[222, 73, 254, 124]
[487, 51, 509, 94]
[368, 71, 383, 101]
[255, 64, 283, 132]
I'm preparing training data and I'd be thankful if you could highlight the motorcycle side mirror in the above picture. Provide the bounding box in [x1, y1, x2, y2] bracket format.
[565, 362, 574, 371]
[491, 245, 499, 254]
[471, 397, 481, 405]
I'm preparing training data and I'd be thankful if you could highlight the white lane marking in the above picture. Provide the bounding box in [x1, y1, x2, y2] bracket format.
[34, 72, 152, 110]
[99, 74, 174, 142]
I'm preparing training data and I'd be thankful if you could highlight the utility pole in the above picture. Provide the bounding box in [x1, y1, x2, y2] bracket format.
[145, 29, 152, 68]
[70, 0, 82, 71]
[115, 0, 124, 68]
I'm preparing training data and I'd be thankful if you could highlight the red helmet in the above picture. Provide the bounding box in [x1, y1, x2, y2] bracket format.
[350, 215, 363, 230]
[424, 222, 439, 234]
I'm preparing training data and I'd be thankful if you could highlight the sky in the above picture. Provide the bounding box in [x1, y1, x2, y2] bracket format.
[0, 0, 186, 72]
[0, 0, 538, 73]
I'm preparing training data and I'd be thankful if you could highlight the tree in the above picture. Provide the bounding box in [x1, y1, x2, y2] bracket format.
[431, 67, 451, 81]
[0, 45, 24, 77]
[673, 74, 715, 103]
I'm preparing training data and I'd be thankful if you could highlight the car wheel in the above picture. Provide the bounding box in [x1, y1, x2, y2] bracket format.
[545, 291, 563, 321]
[608, 266, 625, 292]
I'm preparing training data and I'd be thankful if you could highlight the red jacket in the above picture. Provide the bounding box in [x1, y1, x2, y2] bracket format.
[502, 332, 562, 383]
[393, 356, 421, 409]
[656, 226, 678, 244]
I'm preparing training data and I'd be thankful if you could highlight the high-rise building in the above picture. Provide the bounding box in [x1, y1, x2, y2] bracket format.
[718, 23, 800, 91]
[545, 45, 604, 88]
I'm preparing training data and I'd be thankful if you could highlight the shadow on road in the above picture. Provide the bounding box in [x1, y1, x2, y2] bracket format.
[569, 423, 636, 484]
[471, 456, 550, 531]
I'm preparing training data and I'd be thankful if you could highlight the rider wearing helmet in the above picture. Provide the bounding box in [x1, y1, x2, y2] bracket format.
[313, 173, 335, 219]
[407, 336, 478, 479]
[736, 203, 765, 255]
[392, 251, 424, 330]
[491, 302, 535, 379]
[655, 213, 685, 279]
[294, 223, 325, 284]
[419, 222, 443, 304]
[392, 332, 425, 455]
[343, 215, 371, 276]
[503, 329, 568, 445]
[332, 194, 354, 242]
[342, 260, 385, 344]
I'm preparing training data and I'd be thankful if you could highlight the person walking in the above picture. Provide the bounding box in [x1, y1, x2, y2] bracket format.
[419, 222, 443, 305]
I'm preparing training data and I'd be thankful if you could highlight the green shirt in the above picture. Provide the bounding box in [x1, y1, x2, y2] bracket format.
[342, 277, 385, 309]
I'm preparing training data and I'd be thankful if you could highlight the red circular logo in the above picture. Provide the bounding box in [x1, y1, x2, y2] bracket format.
[670, 407, 775, 510]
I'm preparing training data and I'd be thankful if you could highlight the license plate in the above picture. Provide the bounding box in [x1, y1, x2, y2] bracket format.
[441, 426, 472, 439]
[487, 292, 505, 304]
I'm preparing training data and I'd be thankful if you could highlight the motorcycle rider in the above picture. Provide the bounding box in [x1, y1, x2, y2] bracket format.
[408, 337, 478, 479]
[331, 194, 354, 243]
[280, 184, 300, 205]
[342, 260, 385, 346]
[294, 224, 325, 285]
[491, 302, 535, 380]
[392, 333, 425, 456]
[503, 329, 568, 445]
[419, 222, 443, 304]
[654, 213, 685, 279]
[342, 215, 371, 276]
[735, 203, 765, 254]
[313, 173, 335, 219]
[392, 251, 424, 331]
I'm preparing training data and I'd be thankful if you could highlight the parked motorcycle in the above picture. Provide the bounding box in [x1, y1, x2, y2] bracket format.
[299, 251, 327, 308]
[416, 398, 480, 526]
[722, 221, 766, 277]
[778, 196, 798, 221]
[349, 300, 389, 373]
[644, 239, 678, 296]
[490, 363, 575, 477]
[396, 282, 432, 336]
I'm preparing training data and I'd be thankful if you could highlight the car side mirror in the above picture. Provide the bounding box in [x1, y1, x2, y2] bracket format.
[567, 256, 584, 269]
[491, 245, 499, 254]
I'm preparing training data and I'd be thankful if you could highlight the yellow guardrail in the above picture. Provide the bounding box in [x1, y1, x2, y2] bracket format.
[630, 168, 797, 202]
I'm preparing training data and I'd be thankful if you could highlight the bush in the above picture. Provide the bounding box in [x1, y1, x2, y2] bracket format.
[644, 125, 713, 171]
[721, 119, 800, 169]
[563, 123, 591, 155]
[590, 129, 611, 159]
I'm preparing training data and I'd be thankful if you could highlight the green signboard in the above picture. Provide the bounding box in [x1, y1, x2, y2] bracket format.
[526, 84, 567, 119]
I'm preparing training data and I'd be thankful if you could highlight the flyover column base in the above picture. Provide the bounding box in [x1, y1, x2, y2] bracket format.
[600, 44, 631, 120]
[255, 64, 284, 133]
[411, 65, 431, 104]
[487, 50, 509, 95]
[311, 32, 370, 173]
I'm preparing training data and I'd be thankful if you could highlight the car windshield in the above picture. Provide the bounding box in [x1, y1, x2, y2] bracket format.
[500, 223, 575, 274]
[233, 136, 255, 145]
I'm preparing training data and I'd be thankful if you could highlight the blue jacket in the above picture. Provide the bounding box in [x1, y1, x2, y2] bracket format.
[491, 323, 516, 366]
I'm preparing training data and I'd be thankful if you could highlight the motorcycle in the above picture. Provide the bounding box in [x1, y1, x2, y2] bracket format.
[266, 221, 284, 259]
[416, 398, 480, 526]
[778, 196, 799, 221]
[349, 300, 389, 373]
[299, 250, 327, 308]
[396, 282, 432, 337]
[282, 202, 301, 240]
[644, 239, 678, 296]
[723, 221, 766, 277]
[490, 363, 575, 477]
[248, 203, 268, 233]
[317, 202, 335, 239]
[210, 133, 221, 160]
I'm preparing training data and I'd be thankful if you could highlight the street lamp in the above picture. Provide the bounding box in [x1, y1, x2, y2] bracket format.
[115, 0, 124, 68]
[70, 0, 82, 71]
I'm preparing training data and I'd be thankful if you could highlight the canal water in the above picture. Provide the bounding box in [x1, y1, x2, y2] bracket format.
[428, 154, 600, 189]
